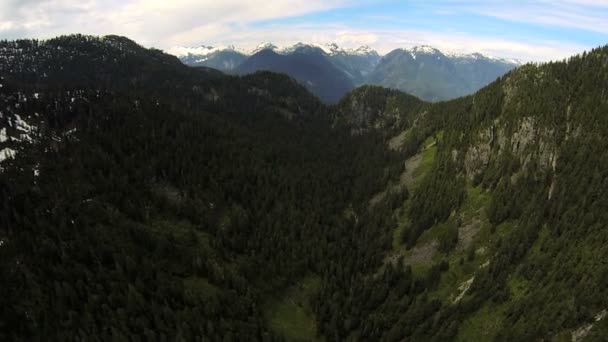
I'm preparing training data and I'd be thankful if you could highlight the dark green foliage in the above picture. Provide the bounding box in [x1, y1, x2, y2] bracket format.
[333, 85, 425, 138]
[0, 35, 397, 341]
[437, 221, 459, 253]
[405, 153, 465, 247]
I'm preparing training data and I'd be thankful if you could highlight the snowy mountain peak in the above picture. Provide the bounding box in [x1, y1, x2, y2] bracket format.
[407, 45, 442, 55]
[353, 45, 377, 56]
[317, 43, 343, 55]
[252, 42, 279, 54]
[280, 42, 325, 55]
[444, 50, 523, 65]
[167, 45, 245, 58]
[169, 42, 521, 66]
[313, 43, 378, 56]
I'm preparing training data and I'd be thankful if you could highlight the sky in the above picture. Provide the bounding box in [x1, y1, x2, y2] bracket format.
[0, 0, 607, 61]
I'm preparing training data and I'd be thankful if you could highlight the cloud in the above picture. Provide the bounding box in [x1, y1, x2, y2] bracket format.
[166, 21, 587, 62]
[0, 0, 602, 62]
[457, 0, 608, 35]
[0, 0, 356, 46]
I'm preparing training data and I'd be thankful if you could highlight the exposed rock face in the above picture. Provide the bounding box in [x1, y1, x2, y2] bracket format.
[345, 96, 401, 132]
[464, 115, 558, 180]
[333, 86, 424, 136]
[464, 127, 493, 179]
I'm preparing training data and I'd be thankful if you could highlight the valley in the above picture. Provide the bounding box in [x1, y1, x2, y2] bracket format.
[1, 34, 608, 342]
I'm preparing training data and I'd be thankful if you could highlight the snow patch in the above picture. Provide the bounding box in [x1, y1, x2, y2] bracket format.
[453, 276, 475, 303]
[311, 43, 377, 56]
[64, 128, 77, 137]
[353, 45, 376, 56]
[0, 128, 7, 143]
[167, 44, 247, 58]
[572, 310, 607, 342]
[0, 148, 16, 162]
[170, 42, 379, 58]
[406, 45, 440, 55]
[251, 42, 279, 54]
[13, 114, 36, 143]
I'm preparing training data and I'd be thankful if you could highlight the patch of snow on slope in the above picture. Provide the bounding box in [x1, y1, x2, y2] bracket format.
[0, 148, 16, 163]
[453, 276, 475, 303]
[14, 114, 36, 142]
[572, 310, 607, 342]
[0, 128, 7, 143]
[315, 43, 339, 55]
[352, 45, 376, 56]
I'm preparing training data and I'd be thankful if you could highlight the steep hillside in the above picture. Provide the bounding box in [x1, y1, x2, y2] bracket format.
[334, 45, 608, 341]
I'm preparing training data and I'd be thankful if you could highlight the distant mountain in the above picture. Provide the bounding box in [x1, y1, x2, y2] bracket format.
[366, 45, 519, 101]
[235, 45, 355, 104]
[168, 45, 247, 72]
[170, 42, 519, 102]
[169, 42, 380, 102]
[323, 44, 381, 85]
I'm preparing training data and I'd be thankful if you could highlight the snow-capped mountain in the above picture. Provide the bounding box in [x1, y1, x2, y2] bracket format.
[168, 42, 521, 102]
[445, 51, 523, 66]
[168, 42, 382, 85]
[308, 43, 378, 57]
[367, 45, 520, 101]
[168, 45, 230, 58]
[235, 47, 355, 104]
[167, 45, 248, 72]
[251, 42, 279, 54]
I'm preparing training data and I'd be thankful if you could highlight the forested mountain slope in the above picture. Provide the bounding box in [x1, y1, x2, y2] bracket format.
[0, 35, 400, 341]
[332, 45, 608, 341]
[1, 34, 608, 342]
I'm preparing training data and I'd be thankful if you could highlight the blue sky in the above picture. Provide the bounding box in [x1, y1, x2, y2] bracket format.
[1, 0, 607, 61]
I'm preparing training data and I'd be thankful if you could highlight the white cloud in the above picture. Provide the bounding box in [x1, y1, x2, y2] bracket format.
[173, 22, 588, 62]
[0, 0, 355, 46]
[460, 1, 608, 35]
[0, 0, 600, 62]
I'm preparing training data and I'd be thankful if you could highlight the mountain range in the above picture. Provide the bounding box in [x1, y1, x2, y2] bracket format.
[2, 34, 608, 341]
[169, 42, 519, 102]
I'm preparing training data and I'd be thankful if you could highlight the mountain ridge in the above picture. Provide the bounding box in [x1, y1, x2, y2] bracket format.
[170, 42, 520, 102]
